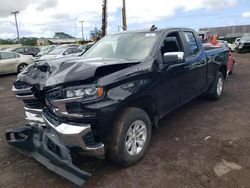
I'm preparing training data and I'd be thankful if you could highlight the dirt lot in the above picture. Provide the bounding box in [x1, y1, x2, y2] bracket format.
[0, 53, 250, 188]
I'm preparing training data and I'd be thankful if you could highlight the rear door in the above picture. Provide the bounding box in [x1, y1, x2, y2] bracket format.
[181, 30, 207, 95]
[0, 52, 19, 74]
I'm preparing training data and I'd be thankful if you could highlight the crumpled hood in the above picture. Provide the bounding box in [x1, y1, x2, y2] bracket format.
[17, 57, 140, 88]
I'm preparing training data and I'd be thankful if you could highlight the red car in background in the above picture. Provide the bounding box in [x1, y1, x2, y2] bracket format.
[227, 49, 235, 75]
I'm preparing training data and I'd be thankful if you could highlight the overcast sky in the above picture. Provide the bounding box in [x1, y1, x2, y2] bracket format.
[0, 0, 250, 39]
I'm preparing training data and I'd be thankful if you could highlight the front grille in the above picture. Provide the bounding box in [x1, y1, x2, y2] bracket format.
[46, 88, 63, 100]
[43, 107, 61, 126]
[83, 132, 96, 147]
[13, 81, 32, 89]
[24, 101, 42, 109]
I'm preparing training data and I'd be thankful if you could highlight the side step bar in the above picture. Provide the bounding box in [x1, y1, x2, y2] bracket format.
[5, 125, 91, 186]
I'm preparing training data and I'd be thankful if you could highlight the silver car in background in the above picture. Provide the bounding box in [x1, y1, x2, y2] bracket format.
[0, 51, 34, 75]
[38, 46, 83, 61]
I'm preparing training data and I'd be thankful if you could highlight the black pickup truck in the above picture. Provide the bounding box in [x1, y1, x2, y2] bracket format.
[6, 28, 229, 185]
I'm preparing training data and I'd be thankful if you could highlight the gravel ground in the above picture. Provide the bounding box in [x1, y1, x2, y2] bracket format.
[0, 53, 250, 188]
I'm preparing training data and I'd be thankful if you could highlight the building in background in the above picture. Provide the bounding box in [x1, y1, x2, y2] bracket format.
[36, 38, 85, 46]
[199, 25, 250, 42]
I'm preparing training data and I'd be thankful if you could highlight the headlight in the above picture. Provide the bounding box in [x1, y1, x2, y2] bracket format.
[65, 86, 104, 100]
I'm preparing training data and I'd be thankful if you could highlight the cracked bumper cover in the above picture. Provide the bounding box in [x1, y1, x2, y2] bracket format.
[5, 125, 91, 186]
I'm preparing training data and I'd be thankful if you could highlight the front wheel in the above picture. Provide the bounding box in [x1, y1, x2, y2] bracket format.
[17, 63, 28, 73]
[108, 107, 152, 166]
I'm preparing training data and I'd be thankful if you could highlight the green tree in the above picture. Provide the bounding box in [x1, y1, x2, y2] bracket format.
[20, 37, 37, 46]
[0, 39, 16, 45]
[53, 32, 74, 39]
[90, 28, 102, 41]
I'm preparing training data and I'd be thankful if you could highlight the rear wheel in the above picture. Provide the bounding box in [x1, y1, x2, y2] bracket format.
[208, 72, 224, 100]
[17, 63, 28, 73]
[108, 107, 152, 166]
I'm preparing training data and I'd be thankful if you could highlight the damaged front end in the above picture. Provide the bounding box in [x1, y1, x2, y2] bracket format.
[6, 81, 105, 186]
[6, 125, 91, 186]
[5, 57, 144, 185]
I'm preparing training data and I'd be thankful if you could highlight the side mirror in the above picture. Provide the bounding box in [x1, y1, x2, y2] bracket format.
[163, 52, 185, 64]
[63, 52, 69, 55]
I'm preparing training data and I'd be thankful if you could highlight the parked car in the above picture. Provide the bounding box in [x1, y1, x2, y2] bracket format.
[0, 51, 34, 75]
[227, 49, 235, 75]
[35, 45, 57, 59]
[55, 44, 79, 50]
[235, 38, 241, 48]
[6, 46, 40, 56]
[7, 28, 229, 185]
[237, 37, 250, 53]
[227, 43, 236, 52]
[37, 47, 83, 61]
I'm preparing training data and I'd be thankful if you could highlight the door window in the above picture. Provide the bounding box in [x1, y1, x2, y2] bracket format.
[64, 48, 74, 55]
[0, 52, 16, 60]
[184, 32, 199, 56]
[73, 48, 82, 53]
[14, 48, 25, 53]
[161, 32, 182, 56]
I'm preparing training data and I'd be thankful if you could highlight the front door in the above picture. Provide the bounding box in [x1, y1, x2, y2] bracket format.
[156, 30, 191, 118]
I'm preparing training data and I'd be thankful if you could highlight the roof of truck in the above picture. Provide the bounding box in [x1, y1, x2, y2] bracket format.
[115, 27, 195, 34]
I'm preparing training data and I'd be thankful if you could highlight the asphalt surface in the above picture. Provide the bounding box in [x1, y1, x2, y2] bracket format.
[0, 53, 250, 188]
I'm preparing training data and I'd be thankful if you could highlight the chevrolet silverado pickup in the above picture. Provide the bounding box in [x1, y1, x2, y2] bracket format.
[6, 28, 229, 186]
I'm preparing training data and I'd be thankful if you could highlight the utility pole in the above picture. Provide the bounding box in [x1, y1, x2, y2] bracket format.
[79, 20, 85, 41]
[11, 11, 20, 43]
[122, 0, 127, 31]
[101, 0, 108, 37]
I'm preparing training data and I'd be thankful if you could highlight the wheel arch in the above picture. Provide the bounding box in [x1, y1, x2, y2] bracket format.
[218, 64, 227, 79]
[122, 95, 159, 128]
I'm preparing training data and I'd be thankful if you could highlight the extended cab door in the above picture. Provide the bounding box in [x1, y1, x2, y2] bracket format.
[180, 30, 207, 95]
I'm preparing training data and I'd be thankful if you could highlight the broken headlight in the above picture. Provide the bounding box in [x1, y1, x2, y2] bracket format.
[65, 86, 104, 101]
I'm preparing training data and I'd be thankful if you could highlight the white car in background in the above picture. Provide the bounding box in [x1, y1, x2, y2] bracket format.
[227, 43, 236, 52]
[235, 38, 241, 49]
[38, 47, 83, 61]
[0, 51, 34, 75]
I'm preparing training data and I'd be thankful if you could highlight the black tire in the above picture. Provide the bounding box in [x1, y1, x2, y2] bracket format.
[108, 107, 152, 166]
[208, 71, 224, 100]
[17, 63, 28, 73]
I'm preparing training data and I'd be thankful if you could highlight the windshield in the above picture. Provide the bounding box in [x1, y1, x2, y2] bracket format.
[83, 32, 159, 61]
[48, 48, 64, 55]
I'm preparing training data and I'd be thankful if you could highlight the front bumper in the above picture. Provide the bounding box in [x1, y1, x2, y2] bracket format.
[24, 107, 105, 158]
[9, 85, 107, 186]
[5, 125, 91, 186]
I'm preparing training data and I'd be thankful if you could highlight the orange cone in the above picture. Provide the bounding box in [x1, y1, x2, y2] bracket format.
[211, 34, 218, 45]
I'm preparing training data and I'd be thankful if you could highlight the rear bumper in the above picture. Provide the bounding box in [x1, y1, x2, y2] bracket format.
[5, 125, 91, 186]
